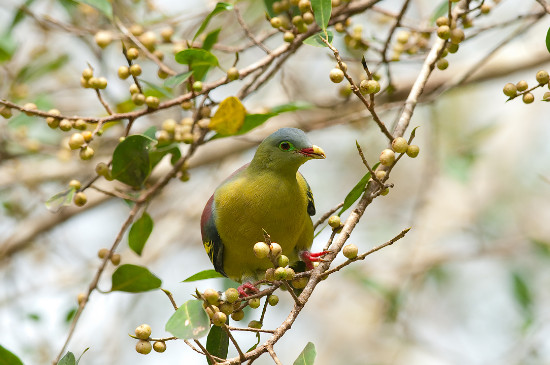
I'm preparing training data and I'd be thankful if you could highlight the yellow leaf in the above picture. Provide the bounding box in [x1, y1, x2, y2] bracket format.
[209, 96, 246, 135]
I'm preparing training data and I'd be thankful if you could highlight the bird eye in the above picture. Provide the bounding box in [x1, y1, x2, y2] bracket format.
[279, 141, 291, 151]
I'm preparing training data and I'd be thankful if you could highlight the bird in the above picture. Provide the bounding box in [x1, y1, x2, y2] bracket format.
[200, 128, 326, 294]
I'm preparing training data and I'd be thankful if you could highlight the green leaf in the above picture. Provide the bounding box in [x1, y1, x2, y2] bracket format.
[75, 348, 89, 365]
[303, 30, 333, 47]
[175, 49, 219, 68]
[165, 300, 210, 339]
[175, 49, 219, 81]
[270, 101, 313, 114]
[0, 33, 17, 63]
[140, 79, 173, 98]
[264, 0, 277, 17]
[149, 143, 182, 168]
[129, 212, 153, 256]
[77, 0, 112, 19]
[338, 163, 380, 216]
[409, 126, 420, 141]
[164, 71, 194, 88]
[311, 0, 331, 31]
[143, 126, 157, 140]
[512, 272, 532, 312]
[193, 2, 234, 42]
[111, 135, 156, 188]
[247, 333, 261, 352]
[58, 351, 76, 365]
[206, 324, 229, 364]
[111, 264, 162, 293]
[203, 28, 221, 51]
[65, 307, 77, 323]
[293, 342, 316, 365]
[546, 27, 550, 54]
[45, 188, 76, 212]
[182, 269, 225, 282]
[0, 344, 24, 365]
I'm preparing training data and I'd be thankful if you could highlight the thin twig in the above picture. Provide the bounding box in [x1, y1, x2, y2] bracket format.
[267, 345, 283, 365]
[223, 325, 246, 362]
[94, 89, 113, 115]
[322, 228, 411, 278]
[161, 288, 179, 310]
[235, 7, 270, 54]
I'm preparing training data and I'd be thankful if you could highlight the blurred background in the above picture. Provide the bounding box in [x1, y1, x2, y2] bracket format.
[1, 0, 550, 364]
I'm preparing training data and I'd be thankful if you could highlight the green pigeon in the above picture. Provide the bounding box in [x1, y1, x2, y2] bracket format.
[200, 128, 326, 295]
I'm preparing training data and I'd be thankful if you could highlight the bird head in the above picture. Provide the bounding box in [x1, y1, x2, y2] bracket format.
[250, 128, 325, 173]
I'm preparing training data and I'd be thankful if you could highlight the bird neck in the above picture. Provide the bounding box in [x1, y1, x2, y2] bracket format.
[248, 149, 302, 178]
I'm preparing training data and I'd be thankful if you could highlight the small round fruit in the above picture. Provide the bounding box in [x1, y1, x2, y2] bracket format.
[0, 107, 12, 119]
[267, 295, 279, 306]
[181, 101, 193, 110]
[303, 12, 314, 24]
[77, 293, 86, 306]
[231, 309, 245, 321]
[219, 302, 233, 315]
[379, 149, 395, 166]
[94, 30, 112, 48]
[227, 67, 239, 81]
[328, 215, 341, 228]
[265, 268, 275, 281]
[270, 17, 282, 28]
[396, 30, 409, 44]
[135, 324, 152, 340]
[436, 16, 449, 26]
[516, 80, 528, 92]
[449, 28, 464, 44]
[132, 93, 146, 106]
[69, 179, 82, 190]
[360, 79, 380, 94]
[523, 92, 534, 104]
[274, 267, 287, 281]
[212, 311, 227, 326]
[543, 91, 550, 101]
[95, 162, 110, 176]
[536, 70, 549, 85]
[436, 58, 449, 70]
[110, 254, 121, 265]
[80, 146, 94, 160]
[436, 25, 450, 40]
[248, 298, 261, 309]
[97, 248, 109, 259]
[406, 144, 420, 158]
[283, 31, 295, 43]
[118, 66, 130, 79]
[136, 340, 152, 355]
[153, 341, 166, 353]
[375, 170, 386, 181]
[145, 96, 160, 109]
[82, 131, 92, 142]
[139, 31, 157, 51]
[285, 267, 296, 280]
[480, 3, 491, 14]
[224, 288, 239, 303]
[68, 133, 86, 150]
[203, 288, 220, 305]
[205, 305, 219, 318]
[82, 68, 93, 80]
[329, 68, 345, 83]
[391, 137, 408, 153]
[270, 242, 282, 258]
[447, 43, 459, 53]
[161, 27, 174, 42]
[277, 254, 289, 267]
[129, 83, 140, 94]
[97, 77, 107, 89]
[248, 320, 262, 329]
[130, 64, 142, 77]
[291, 277, 309, 289]
[192, 81, 203, 92]
[73, 119, 86, 130]
[127, 47, 139, 60]
[23, 103, 37, 116]
[74, 192, 87, 206]
[253, 242, 270, 259]
[343, 244, 358, 259]
[381, 187, 390, 196]
[502, 83, 517, 97]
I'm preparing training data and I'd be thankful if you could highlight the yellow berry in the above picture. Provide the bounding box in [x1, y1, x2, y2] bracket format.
[94, 31, 112, 48]
[406, 144, 420, 158]
[502, 83, 517, 97]
[135, 340, 152, 355]
[536, 70, 549, 85]
[248, 298, 261, 309]
[231, 310, 245, 321]
[135, 324, 152, 340]
[74, 192, 87, 206]
[270, 242, 282, 258]
[329, 68, 345, 83]
[267, 295, 279, 306]
[212, 311, 227, 326]
[69, 179, 82, 190]
[153, 341, 166, 353]
[328, 215, 341, 228]
[118, 66, 130, 79]
[203, 288, 220, 305]
[97, 248, 110, 259]
[277, 254, 289, 267]
[253, 242, 270, 259]
[379, 149, 395, 166]
[110, 253, 121, 265]
[343, 244, 358, 259]
[523, 93, 534, 104]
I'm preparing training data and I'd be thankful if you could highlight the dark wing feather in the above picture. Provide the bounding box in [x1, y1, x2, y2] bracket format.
[200, 194, 226, 276]
[298, 172, 316, 216]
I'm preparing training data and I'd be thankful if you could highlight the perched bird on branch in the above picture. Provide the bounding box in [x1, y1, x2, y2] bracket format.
[201, 128, 327, 295]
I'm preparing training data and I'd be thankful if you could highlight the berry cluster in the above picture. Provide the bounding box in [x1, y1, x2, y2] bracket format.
[503, 70, 550, 104]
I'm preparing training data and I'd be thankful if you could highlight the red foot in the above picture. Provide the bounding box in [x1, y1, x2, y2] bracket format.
[300, 250, 330, 270]
[237, 282, 259, 297]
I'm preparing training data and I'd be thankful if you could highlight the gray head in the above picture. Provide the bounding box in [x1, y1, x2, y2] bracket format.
[249, 128, 325, 174]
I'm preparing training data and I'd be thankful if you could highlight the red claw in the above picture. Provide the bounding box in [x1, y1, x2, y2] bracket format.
[300, 250, 331, 270]
[237, 282, 259, 297]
